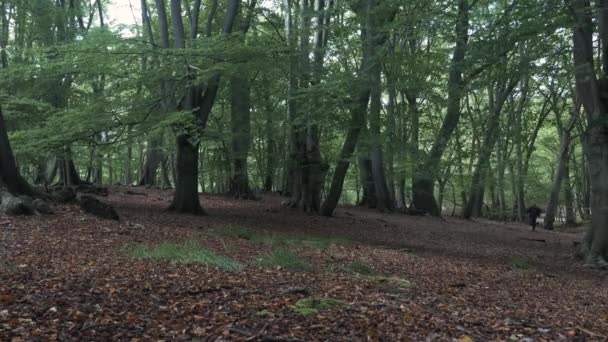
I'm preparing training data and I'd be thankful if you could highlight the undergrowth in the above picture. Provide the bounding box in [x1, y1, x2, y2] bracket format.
[511, 258, 530, 270]
[217, 225, 351, 251]
[290, 297, 345, 316]
[258, 247, 311, 272]
[127, 242, 242, 271]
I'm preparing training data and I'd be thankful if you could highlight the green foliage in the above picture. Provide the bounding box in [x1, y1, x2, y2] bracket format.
[257, 248, 310, 272]
[127, 242, 242, 271]
[290, 297, 345, 316]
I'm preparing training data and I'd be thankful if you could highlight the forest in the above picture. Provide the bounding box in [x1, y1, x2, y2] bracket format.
[1, 0, 608, 340]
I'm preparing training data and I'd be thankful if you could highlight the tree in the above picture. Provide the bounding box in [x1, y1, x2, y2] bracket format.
[569, 0, 608, 267]
[412, 0, 470, 216]
[0, 105, 42, 214]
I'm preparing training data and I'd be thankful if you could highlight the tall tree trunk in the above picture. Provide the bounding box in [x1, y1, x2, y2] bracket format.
[320, 0, 394, 216]
[58, 146, 82, 187]
[412, 0, 469, 216]
[228, 0, 257, 199]
[125, 128, 133, 185]
[263, 95, 276, 191]
[139, 133, 164, 186]
[284, 0, 299, 202]
[464, 79, 516, 219]
[168, 0, 240, 214]
[563, 148, 576, 225]
[571, 0, 608, 267]
[171, 135, 203, 214]
[228, 74, 254, 199]
[514, 98, 526, 221]
[545, 110, 577, 230]
[357, 153, 377, 208]
[321, 85, 370, 216]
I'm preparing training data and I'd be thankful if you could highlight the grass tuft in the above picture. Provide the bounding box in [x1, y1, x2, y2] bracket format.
[256, 309, 272, 317]
[258, 248, 310, 272]
[333, 261, 374, 275]
[368, 275, 416, 289]
[128, 242, 242, 271]
[290, 297, 344, 316]
[216, 225, 351, 251]
[511, 258, 530, 270]
[291, 307, 319, 316]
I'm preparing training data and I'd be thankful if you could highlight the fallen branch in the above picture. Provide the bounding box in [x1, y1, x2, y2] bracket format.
[518, 237, 546, 243]
[261, 337, 304, 342]
[124, 190, 148, 196]
[577, 326, 606, 339]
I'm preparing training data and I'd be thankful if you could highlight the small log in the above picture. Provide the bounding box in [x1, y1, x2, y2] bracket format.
[125, 190, 147, 196]
[518, 237, 546, 243]
[79, 195, 119, 220]
[404, 207, 427, 216]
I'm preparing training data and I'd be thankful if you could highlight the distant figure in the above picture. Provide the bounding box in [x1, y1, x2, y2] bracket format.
[526, 205, 542, 231]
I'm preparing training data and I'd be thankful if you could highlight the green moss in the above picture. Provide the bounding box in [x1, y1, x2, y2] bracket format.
[291, 307, 319, 316]
[290, 297, 344, 316]
[127, 242, 242, 271]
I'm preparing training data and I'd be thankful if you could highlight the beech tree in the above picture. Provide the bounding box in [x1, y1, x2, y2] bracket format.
[570, 0, 608, 267]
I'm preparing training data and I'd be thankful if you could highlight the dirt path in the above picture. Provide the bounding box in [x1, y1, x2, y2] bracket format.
[1, 188, 606, 341]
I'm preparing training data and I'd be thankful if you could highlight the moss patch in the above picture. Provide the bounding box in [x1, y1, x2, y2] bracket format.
[290, 297, 345, 316]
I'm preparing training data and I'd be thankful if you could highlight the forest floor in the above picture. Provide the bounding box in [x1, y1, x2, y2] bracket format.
[1, 187, 607, 341]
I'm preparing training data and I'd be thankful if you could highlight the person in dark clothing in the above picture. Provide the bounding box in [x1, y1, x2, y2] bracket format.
[526, 205, 542, 231]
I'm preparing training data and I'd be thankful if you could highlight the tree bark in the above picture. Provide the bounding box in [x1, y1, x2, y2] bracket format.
[0, 105, 42, 214]
[412, 0, 469, 216]
[168, 135, 203, 214]
[464, 78, 517, 219]
[228, 74, 254, 199]
[321, 83, 370, 216]
[545, 110, 577, 230]
[571, 0, 608, 267]
[168, 0, 240, 214]
[139, 133, 163, 186]
[228, 0, 257, 199]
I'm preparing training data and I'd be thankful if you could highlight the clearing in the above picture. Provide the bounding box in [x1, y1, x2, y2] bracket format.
[1, 187, 606, 341]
